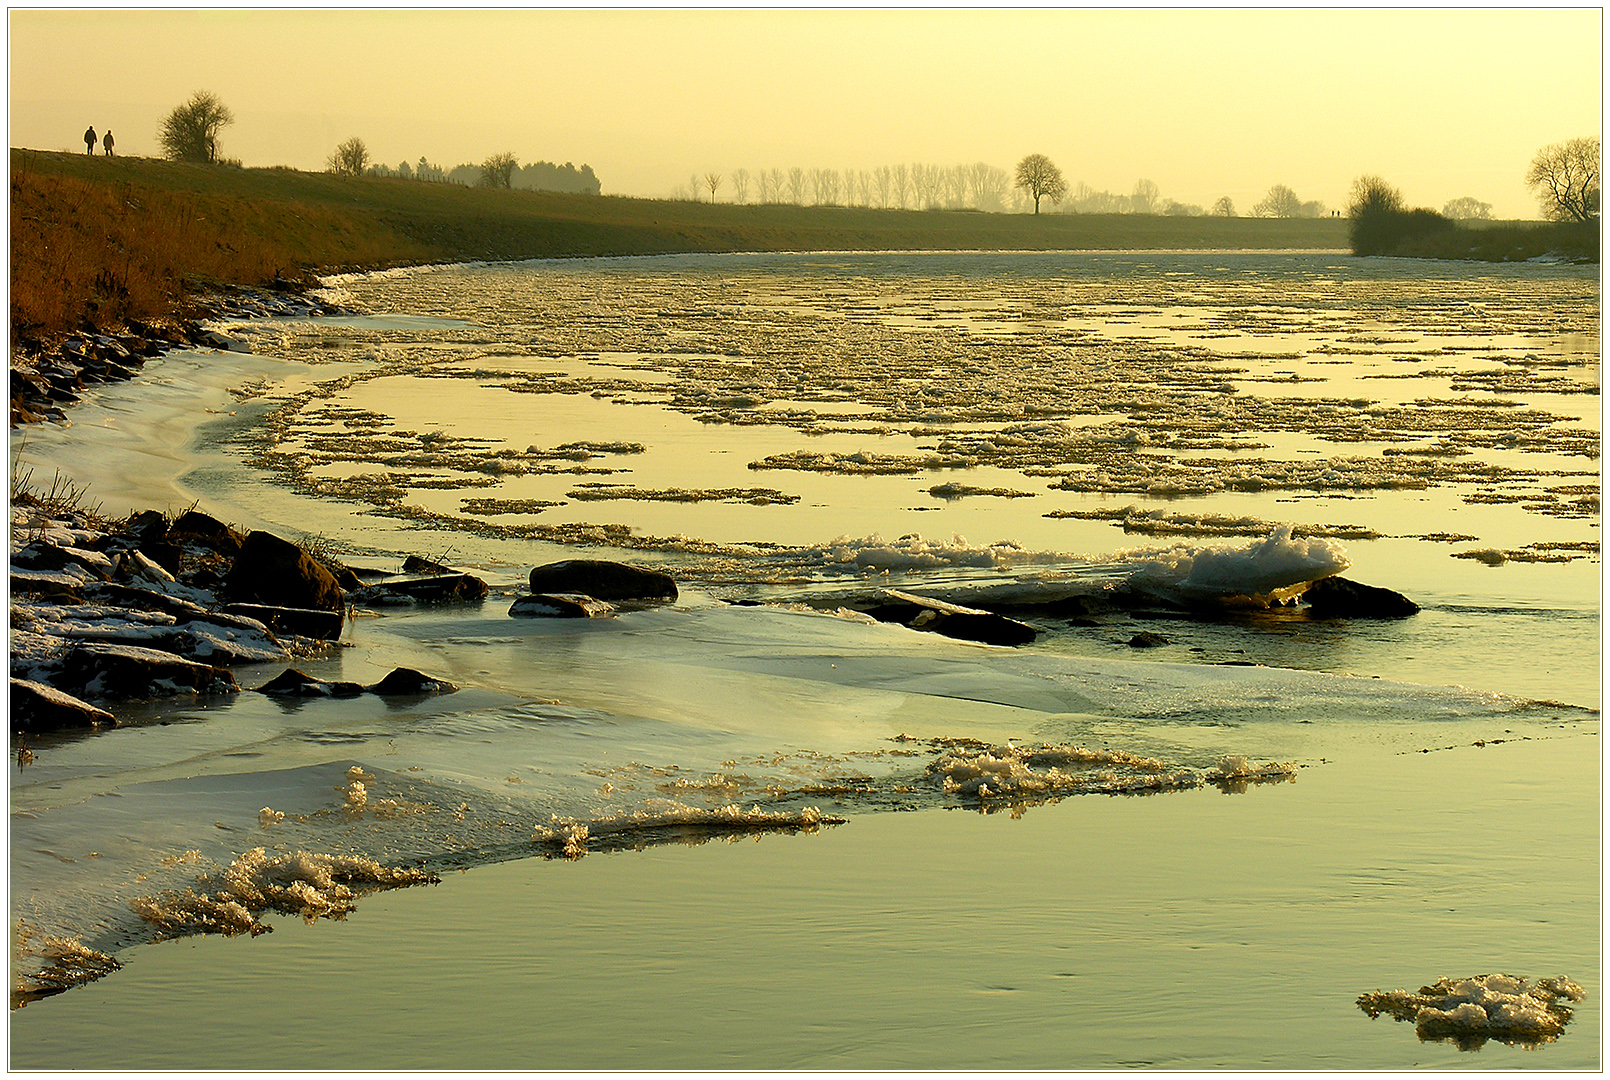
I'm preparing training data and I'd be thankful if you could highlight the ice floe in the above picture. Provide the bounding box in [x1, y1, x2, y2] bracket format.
[1358, 973, 1586, 1050]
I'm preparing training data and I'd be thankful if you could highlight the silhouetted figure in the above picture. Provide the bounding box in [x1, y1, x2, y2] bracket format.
[84, 126, 96, 155]
[102, 130, 114, 156]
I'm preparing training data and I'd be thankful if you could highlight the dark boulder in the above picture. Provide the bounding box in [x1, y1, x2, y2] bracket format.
[10, 570, 85, 602]
[58, 643, 240, 700]
[253, 668, 365, 698]
[167, 510, 246, 555]
[222, 531, 345, 613]
[367, 667, 457, 696]
[357, 572, 488, 604]
[11, 541, 113, 580]
[863, 589, 1038, 647]
[1127, 631, 1169, 648]
[1302, 576, 1420, 619]
[123, 509, 169, 543]
[527, 559, 677, 603]
[219, 603, 345, 641]
[402, 554, 452, 575]
[11, 677, 116, 733]
[83, 582, 209, 620]
[509, 593, 616, 619]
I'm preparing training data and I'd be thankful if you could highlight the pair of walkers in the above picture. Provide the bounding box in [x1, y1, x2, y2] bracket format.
[83, 125, 114, 155]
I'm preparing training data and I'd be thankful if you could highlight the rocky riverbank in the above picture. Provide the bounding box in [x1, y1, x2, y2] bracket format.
[9, 495, 475, 736]
[9, 284, 352, 427]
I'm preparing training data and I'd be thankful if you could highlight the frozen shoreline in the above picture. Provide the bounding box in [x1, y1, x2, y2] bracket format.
[12, 731, 1600, 1069]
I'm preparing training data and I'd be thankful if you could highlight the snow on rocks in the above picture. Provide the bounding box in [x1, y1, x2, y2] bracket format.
[1358, 973, 1587, 1049]
[10, 499, 458, 734]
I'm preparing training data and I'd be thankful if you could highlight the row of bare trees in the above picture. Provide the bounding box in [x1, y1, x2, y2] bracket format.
[680, 162, 1025, 211]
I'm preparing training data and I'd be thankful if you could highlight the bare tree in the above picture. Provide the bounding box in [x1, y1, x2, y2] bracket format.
[703, 171, 723, 203]
[912, 163, 940, 208]
[768, 168, 786, 204]
[1211, 196, 1236, 217]
[731, 168, 750, 205]
[821, 168, 842, 205]
[787, 166, 806, 205]
[158, 90, 234, 163]
[754, 169, 773, 204]
[1526, 138, 1600, 221]
[481, 152, 519, 188]
[1014, 153, 1067, 215]
[327, 137, 369, 177]
[874, 165, 893, 208]
[1442, 196, 1493, 220]
[892, 163, 910, 209]
[1252, 183, 1302, 217]
[1131, 178, 1160, 214]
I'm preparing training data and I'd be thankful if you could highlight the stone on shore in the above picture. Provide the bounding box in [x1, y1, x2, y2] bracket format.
[253, 668, 365, 698]
[57, 642, 240, 700]
[11, 677, 116, 733]
[367, 667, 457, 696]
[510, 593, 616, 619]
[222, 531, 345, 613]
[356, 572, 489, 605]
[862, 589, 1038, 647]
[167, 510, 246, 555]
[219, 603, 345, 641]
[527, 559, 677, 603]
[1302, 576, 1420, 619]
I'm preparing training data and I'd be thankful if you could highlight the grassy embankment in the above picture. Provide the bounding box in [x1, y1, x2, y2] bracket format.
[13, 148, 1351, 346]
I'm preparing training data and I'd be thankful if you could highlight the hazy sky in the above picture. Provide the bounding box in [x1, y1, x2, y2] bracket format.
[8, 8, 1602, 218]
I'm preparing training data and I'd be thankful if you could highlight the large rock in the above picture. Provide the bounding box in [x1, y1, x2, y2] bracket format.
[222, 531, 345, 613]
[83, 582, 209, 620]
[862, 589, 1038, 647]
[11, 541, 114, 579]
[167, 510, 245, 555]
[1302, 576, 1420, 619]
[509, 593, 616, 619]
[11, 677, 116, 733]
[357, 572, 489, 604]
[253, 668, 365, 698]
[219, 603, 345, 641]
[367, 667, 457, 696]
[58, 643, 240, 699]
[527, 559, 677, 603]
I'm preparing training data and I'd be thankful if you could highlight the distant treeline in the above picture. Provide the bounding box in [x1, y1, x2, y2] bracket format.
[675, 162, 1330, 219]
[366, 157, 601, 195]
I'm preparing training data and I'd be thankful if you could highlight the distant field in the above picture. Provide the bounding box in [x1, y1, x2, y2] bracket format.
[12, 147, 1352, 343]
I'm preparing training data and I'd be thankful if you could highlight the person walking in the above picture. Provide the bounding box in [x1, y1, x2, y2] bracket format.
[102, 129, 114, 156]
[83, 125, 96, 154]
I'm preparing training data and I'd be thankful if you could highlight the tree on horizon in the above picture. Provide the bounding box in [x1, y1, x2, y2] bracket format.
[1014, 154, 1067, 215]
[1526, 138, 1600, 222]
[158, 90, 233, 164]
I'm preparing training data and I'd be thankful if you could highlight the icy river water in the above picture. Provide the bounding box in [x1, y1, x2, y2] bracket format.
[10, 249, 1601, 1069]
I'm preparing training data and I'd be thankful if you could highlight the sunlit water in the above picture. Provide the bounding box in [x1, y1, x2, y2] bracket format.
[10, 250, 1600, 1068]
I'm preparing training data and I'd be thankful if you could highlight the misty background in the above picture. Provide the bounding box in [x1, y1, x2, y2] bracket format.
[7, 8, 1602, 219]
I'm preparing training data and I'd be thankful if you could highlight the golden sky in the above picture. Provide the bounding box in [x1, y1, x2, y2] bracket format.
[8, 8, 1602, 217]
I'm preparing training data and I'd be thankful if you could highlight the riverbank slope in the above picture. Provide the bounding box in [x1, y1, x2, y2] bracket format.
[12, 148, 1348, 346]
